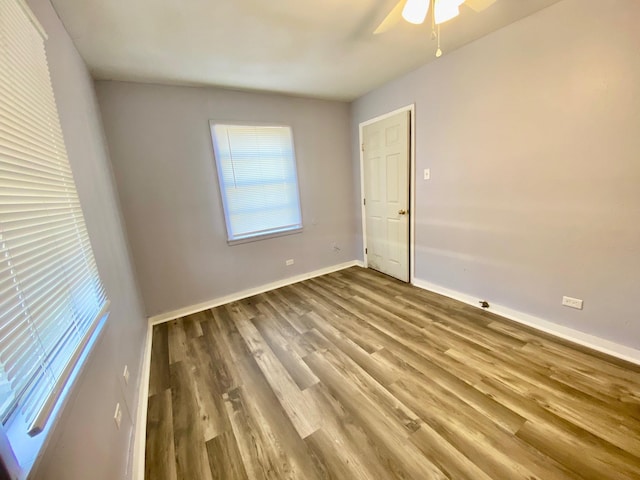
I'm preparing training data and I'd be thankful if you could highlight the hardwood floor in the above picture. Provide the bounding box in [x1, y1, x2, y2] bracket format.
[145, 267, 640, 480]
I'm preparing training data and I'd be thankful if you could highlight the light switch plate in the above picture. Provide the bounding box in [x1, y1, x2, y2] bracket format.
[424, 168, 431, 180]
[114, 403, 122, 430]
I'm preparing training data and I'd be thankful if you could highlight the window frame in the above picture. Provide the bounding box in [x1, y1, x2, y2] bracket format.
[209, 121, 304, 245]
[0, 0, 111, 477]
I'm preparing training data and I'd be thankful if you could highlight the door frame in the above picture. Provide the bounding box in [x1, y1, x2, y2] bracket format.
[359, 104, 416, 284]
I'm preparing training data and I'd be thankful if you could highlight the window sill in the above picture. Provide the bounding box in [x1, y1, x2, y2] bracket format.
[227, 226, 303, 246]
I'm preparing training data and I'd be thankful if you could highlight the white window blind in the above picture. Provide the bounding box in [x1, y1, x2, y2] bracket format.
[210, 124, 303, 242]
[0, 0, 108, 438]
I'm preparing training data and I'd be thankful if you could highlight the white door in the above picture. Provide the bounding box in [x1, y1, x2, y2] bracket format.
[362, 110, 410, 282]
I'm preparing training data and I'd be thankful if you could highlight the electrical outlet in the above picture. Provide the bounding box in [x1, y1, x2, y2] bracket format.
[123, 365, 130, 385]
[286, 259, 294, 266]
[114, 403, 122, 430]
[562, 296, 583, 310]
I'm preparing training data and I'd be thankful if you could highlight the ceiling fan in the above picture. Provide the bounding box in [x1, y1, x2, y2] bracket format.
[373, 0, 497, 57]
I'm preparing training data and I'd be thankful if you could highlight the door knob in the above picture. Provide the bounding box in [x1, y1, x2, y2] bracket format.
[398, 209, 407, 215]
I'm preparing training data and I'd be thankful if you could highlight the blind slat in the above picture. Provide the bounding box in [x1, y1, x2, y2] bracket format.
[0, 146, 74, 179]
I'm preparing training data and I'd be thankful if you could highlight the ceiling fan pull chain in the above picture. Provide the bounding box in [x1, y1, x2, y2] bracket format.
[436, 24, 443, 57]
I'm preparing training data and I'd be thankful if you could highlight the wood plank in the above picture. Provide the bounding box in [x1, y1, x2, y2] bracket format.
[206, 430, 249, 480]
[476, 376, 640, 480]
[445, 346, 640, 455]
[303, 310, 402, 386]
[227, 302, 320, 438]
[145, 390, 177, 480]
[148, 323, 171, 397]
[272, 287, 312, 317]
[222, 386, 325, 480]
[374, 347, 526, 434]
[517, 419, 640, 480]
[251, 313, 320, 391]
[523, 341, 640, 399]
[295, 282, 387, 353]
[304, 383, 414, 480]
[170, 361, 214, 480]
[409, 425, 494, 480]
[262, 289, 314, 334]
[254, 301, 301, 343]
[168, 319, 188, 365]
[204, 307, 327, 480]
[389, 378, 581, 480]
[187, 336, 231, 440]
[305, 337, 421, 434]
[304, 350, 448, 480]
[182, 311, 204, 338]
[220, 388, 272, 480]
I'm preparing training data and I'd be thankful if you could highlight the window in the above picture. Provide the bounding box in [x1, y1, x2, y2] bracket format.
[210, 123, 303, 243]
[0, 0, 109, 474]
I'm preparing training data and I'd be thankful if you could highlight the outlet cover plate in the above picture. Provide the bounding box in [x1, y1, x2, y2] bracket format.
[562, 296, 583, 310]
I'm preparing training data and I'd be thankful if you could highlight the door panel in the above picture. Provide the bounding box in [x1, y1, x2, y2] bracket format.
[387, 154, 399, 202]
[363, 111, 410, 282]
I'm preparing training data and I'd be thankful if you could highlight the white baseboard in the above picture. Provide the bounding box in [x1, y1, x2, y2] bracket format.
[412, 277, 640, 366]
[149, 260, 364, 325]
[131, 321, 153, 480]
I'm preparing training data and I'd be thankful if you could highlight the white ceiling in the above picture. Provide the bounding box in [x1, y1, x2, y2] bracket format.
[50, 0, 563, 101]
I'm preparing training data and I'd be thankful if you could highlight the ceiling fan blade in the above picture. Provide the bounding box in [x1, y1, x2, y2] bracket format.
[373, 0, 408, 35]
[464, 0, 497, 12]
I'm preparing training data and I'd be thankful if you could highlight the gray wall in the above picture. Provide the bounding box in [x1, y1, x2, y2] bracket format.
[27, 1, 147, 478]
[351, 0, 640, 348]
[95, 82, 358, 317]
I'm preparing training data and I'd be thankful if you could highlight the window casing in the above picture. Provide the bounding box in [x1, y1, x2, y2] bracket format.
[0, 0, 109, 475]
[210, 123, 303, 243]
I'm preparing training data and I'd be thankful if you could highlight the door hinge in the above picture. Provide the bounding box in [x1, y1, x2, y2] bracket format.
[363, 198, 366, 206]
[365, 248, 368, 254]
[361, 143, 365, 152]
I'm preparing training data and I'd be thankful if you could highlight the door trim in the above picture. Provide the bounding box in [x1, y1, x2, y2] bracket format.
[359, 104, 416, 284]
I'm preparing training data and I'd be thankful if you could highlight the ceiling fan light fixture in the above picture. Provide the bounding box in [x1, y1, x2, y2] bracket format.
[402, 0, 430, 25]
[434, 0, 464, 25]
